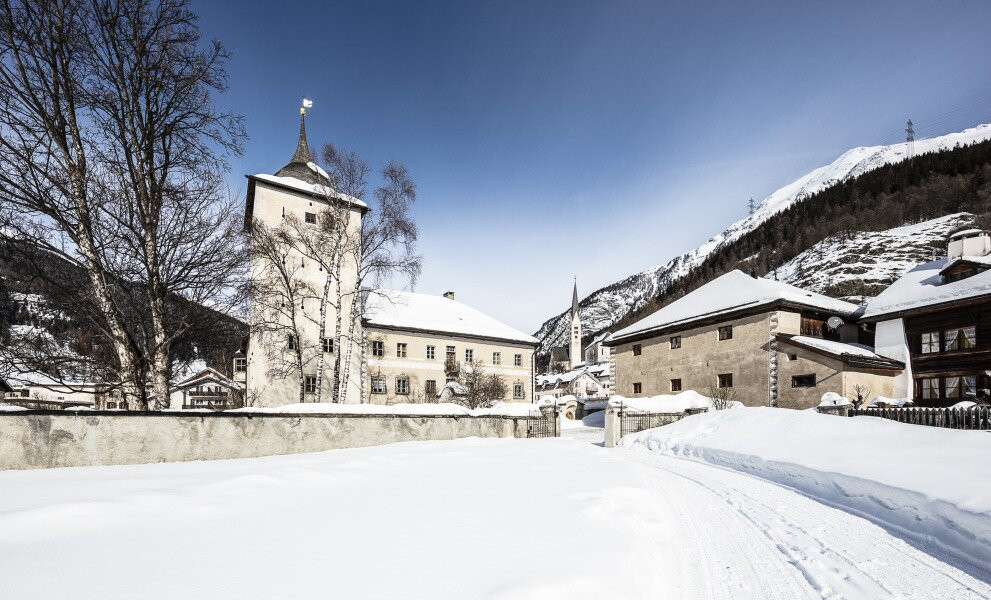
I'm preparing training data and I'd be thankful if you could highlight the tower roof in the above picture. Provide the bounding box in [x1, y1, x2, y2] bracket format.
[572, 279, 579, 315]
[275, 112, 332, 186]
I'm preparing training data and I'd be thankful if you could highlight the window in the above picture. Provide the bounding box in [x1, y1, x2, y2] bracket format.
[670, 336, 681, 349]
[787, 353, 798, 361]
[632, 344, 642, 356]
[632, 382, 642, 394]
[921, 332, 939, 354]
[513, 382, 525, 399]
[371, 376, 386, 394]
[717, 373, 733, 388]
[492, 352, 501, 365]
[921, 377, 939, 400]
[426, 345, 435, 360]
[233, 358, 246, 373]
[514, 353, 523, 366]
[305, 212, 316, 224]
[425, 380, 437, 396]
[304, 375, 317, 394]
[944, 326, 976, 351]
[287, 334, 297, 350]
[943, 375, 977, 399]
[465, 348, 474, 362]
[321, 337, 334, 353]
[791, 374, 816, 388]
[446, 346, 456, 367]
[395, 376, 410, 395]
[371, 341, 384, 357]
[670, 378, 682, 392]
[718, 325, 733, 341]
[397, 343, 407, 358]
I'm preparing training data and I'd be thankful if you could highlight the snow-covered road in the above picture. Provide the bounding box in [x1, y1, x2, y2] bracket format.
[626, 450, 991, 599]
[0, 437, 987, 599]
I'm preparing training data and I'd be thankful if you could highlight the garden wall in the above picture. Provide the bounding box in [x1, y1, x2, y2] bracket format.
[0, 411, 536, 470]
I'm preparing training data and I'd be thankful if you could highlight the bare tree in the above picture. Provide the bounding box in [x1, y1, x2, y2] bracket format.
[852, 384, 871, 409]
[248, 222, 313, 404]
[0, 0, 245, 409]
[706, 385, 735, 410]
[451, 361, 508, 409]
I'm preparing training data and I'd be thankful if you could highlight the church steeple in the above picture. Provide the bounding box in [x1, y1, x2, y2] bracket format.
[275, 100, 330, 185]
[570, 278, 582, 368]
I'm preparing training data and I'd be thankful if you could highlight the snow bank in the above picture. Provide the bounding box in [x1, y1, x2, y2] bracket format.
[611, 390, 724, 413]
[868, 396, 913, 407]
[622, 407, 991, 576]
[818, 392, 851, 407]
[0, 404, 28, 412]
[228, 401, 542, 418]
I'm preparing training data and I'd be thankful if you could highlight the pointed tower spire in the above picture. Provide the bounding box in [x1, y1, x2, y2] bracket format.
[572, 277, 579, 315]
[275, 98, 328, 185]
[570, 277, 582, 368]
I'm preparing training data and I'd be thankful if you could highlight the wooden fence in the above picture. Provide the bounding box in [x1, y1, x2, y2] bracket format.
[849, 406, 991, 430]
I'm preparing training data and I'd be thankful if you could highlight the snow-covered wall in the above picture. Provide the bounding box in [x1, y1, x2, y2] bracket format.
[0, 412, 536, 470]
[874, 319, 913, 398]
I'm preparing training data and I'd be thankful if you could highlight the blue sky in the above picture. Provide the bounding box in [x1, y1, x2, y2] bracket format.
[195, 0, 991, 333]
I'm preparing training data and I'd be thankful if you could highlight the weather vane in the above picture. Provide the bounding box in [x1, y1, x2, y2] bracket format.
[301, 96, 313, 116]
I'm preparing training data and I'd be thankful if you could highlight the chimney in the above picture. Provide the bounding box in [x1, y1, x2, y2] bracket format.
[948, 229, 991, 260]
[443, 291, 455, 300]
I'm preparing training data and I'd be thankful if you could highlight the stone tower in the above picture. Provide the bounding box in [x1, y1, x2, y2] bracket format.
[569, 279, 582, 368]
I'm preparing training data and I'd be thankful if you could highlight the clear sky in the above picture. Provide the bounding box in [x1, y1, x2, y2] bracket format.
[195, 0, 991, 334]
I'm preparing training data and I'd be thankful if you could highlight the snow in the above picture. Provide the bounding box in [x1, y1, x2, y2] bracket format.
[863, 257, 991, 319]
[2, 436, 988, 598]
[535, 124, 991, 354]
[0, 439, 683, 599]
[228, 401, 540, 417]
[0, 403, 28, 412]
[868, 396, 913, 407]
[611, 270, 858, 341]
[776, 214, 975, 301]
[623, 407, 991, 576]
[364, 290, 538, 344]
[818, 391, 851, 406]
[953, 400, 978, 409]
[253, 173, 368, 209]
[785, 335, 881, 358]
[610, 390, 724, 412]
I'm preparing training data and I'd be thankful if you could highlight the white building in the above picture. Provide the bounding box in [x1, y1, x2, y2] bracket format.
[243, 108, 367, 406]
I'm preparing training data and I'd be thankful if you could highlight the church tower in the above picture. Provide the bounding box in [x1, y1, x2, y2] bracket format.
[569, 279, 582, 368]
[242, 101, 367, 406]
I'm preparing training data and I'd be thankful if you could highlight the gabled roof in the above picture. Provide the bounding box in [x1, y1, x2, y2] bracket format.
[363, 290, 539, 346]
[863, 258, 991, 320]
[777, 334, 904, 371]
[609, 270, 859, 344]
[174, 367, 241, 391]
[938, 254, 991, 277]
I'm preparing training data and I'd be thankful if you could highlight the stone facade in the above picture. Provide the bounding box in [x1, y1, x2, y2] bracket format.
[362, 328, 534, 404]
[611, 308, 896, 409]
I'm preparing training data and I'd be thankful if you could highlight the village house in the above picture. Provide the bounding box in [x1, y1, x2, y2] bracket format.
[584, 331, 612, 366]
[535, 362, 612, 401]
[604, 270, 902, 409]
[865, 228, 991, 406]
[169, 367, 244, 410]
[362, 290, 538, 404]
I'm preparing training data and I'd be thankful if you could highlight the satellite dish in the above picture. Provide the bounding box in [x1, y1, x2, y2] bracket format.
[826, 316, 844, 331]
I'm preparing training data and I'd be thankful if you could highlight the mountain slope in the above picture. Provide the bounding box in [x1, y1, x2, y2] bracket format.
[535, 124, 991, 355]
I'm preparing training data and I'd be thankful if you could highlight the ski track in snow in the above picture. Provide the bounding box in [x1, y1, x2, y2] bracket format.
[626, 451, 991, 600]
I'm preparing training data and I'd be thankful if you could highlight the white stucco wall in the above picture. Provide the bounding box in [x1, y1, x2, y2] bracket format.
[874, 318, 913, 398]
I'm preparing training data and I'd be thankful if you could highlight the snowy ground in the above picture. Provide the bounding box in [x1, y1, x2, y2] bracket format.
[2, 421, 989, 599]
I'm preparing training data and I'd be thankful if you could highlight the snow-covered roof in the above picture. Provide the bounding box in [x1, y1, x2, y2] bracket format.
[173, 367, 241, 391]
[364, 290, 539, 345]
[863, 258, 991, 320]
[949, 228, 986, 239]
[939, 254, 991, 275]
[610, 271, 859, 342]
[781, 336, 878, 359]
[252, 173, 368, 209]
[536, 367, 589, 387]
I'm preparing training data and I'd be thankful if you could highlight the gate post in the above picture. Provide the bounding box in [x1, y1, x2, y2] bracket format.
[604, 400, 622, 448]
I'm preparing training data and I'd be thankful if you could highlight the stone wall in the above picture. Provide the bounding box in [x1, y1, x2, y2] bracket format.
[0, 411, 535, 471]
